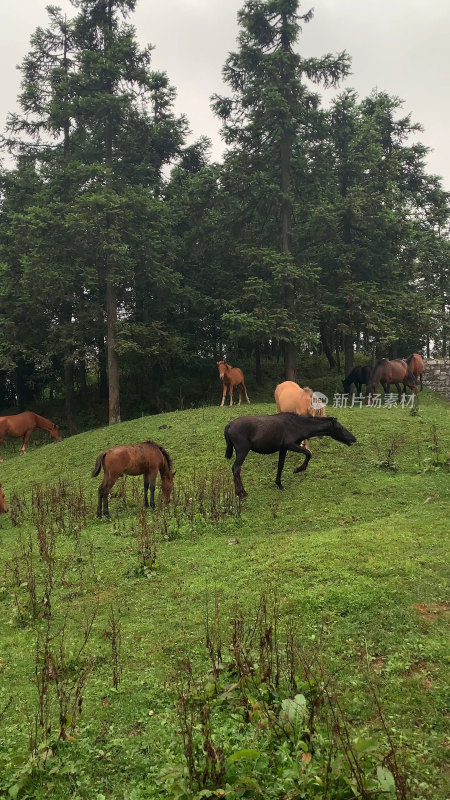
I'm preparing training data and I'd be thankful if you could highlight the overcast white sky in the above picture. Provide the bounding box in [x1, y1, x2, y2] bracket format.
[1, 0, 449, 188]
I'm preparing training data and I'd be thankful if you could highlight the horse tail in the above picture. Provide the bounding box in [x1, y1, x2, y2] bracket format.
[406, 369, 416, 385]
[224, 425, 234, 459]
[92, 452, 106, 477]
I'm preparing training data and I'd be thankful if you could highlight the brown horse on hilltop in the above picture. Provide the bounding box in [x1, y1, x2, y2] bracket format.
[406, 353, 424, 390]
[367, 359, 416, 401]
[0, 411, 62, 462]
[92, 441, 175, 518]
[217, 361, 250, 407]
[0, 484, 8, 513]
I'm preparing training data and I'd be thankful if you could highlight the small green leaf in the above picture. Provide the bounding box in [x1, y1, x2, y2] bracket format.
[377, 766, 396, 793]
[227, 748, 260, 765]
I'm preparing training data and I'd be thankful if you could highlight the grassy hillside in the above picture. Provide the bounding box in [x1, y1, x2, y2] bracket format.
[0, 391, 448, 799]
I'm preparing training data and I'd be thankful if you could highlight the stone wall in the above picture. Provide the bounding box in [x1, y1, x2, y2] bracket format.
[423, 359, 450, 400]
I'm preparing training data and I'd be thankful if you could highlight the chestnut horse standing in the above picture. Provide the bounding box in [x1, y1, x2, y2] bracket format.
[0, 411, 61, 462]
[367, 359, 416, 401]
[92, 440, 175, 518]
[406, 353, 424, 390]
[217, 361, 250, 407]
[0, 484, 8, 513]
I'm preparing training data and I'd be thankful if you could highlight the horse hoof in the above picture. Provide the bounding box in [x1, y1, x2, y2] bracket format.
[238, 492, 248, 500]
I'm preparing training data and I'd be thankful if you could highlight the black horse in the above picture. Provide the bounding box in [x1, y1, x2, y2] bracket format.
[224, 413, 356, 498]
[342, 365, 372, 395]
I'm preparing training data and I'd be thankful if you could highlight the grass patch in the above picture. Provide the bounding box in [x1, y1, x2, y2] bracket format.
[0, 391, 448, 799]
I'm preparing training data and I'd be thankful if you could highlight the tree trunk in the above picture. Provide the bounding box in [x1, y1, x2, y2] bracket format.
[64, 358, 77, 434]
[280, 72, 296, 380]
[320, 321, 336, 369]
[335, 333, 341, 373]
[343, 334, 354, 375]
[284, 343, 296, 381]
[254, 343, 262, 385]
[426, 335, 430, 359]
[78, 356, 88, 404]
[106, 279, 121, 424]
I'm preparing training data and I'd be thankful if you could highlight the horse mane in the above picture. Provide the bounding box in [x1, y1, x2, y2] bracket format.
[34, 413, 57, 430]
[146, 440, 173, 471]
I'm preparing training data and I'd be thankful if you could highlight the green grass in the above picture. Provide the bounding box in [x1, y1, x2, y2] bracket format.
[0, 391, 448, 799]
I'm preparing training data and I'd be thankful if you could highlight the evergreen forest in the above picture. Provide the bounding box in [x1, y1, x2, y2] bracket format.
[0, 0, 448, 428]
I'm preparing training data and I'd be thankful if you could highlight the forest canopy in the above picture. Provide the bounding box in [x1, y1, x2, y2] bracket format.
[0, 0, 448, 428]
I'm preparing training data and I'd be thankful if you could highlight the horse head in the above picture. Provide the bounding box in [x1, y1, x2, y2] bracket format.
[0, 484, 8, 513]
[161, 470, 176, 502]
[217, 361, 230, 380]
[328, 417, 357, 446]
[50, 424, 62, 443]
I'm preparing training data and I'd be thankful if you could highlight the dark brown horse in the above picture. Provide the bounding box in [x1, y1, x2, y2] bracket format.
[0, 484, 8, 513]
[224, 413, 356, 497]
[217, 361, 250, 407]
[342, 365, 372, 395]
[92, 441, 175, 518]
[406, 353, 424, 390]
[0, 412, 61, 462]
[367, 359, 416, 401]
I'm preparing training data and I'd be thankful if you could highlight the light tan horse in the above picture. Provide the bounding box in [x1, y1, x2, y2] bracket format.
[0, 411, 62, 462]
[406, 353, 424, 391]
[274, 381, 326, 449]
[92, 440, 175, 518]
[217, 361, 250, 407]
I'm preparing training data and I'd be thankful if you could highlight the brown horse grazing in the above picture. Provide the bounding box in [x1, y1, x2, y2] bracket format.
[217, 361, 250, 407]
[92, 441, 175, 519]
[406, 353, 424, 391]
[367, 359, 417, 401]
[0, 484, 8, 513]
[225, 413, 356, 498]
[275, 381, 325, 449]
[0, 412, 62, 462]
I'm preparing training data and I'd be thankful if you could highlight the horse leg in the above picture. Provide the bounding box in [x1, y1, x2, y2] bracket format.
[220, 382, 227, 407]
[290, 443, 312, 474]
[243, 382, 250, 404]
[101, 476, 116, 518]
[232, 448, 249, 498]
[420, 373, 423, 391]
[229, 383, 233, 407]
[147, 467, 158, 509]
[394, 382, 402, 402]
[238, 386, 242, 405]
[20, 430, 32, 454]
[275, 448, 287, 489]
